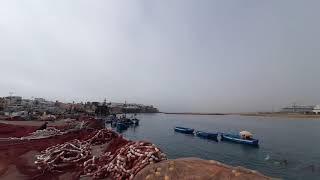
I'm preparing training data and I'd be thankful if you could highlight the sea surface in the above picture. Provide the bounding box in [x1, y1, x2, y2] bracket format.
[107, 113, 320, 180]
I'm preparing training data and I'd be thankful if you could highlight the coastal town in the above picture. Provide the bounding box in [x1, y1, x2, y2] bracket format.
[0, 95, 167, 179]
[0, 96, 315, 179]
[0, 95, 159, 121]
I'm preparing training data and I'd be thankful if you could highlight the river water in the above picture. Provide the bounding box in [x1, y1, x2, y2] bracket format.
[108, 113, 320, 179]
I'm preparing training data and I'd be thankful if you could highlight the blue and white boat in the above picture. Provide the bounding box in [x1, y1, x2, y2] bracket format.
[221, 131, 259, 146]
[195, 131, 218, 140]
[174, 127, 194, 134]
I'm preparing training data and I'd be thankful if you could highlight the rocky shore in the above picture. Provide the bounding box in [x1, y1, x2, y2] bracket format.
[135, 158, 273, 180]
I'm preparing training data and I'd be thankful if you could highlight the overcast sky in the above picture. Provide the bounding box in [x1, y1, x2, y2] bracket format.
[0, 0, 319, 113]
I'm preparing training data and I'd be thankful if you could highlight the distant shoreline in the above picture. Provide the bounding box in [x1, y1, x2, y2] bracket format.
[237, 113, 320, 119]
[163, 112, 227, 115]
[163, 112, 320, 119]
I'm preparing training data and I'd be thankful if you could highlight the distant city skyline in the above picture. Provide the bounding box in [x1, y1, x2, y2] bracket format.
[1, 1, 320, 113]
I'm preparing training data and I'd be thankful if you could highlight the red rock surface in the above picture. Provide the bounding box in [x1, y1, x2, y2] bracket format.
[134, 158, 273, 180]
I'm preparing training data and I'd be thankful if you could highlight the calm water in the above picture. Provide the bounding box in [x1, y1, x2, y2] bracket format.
[108, 113, 320, 180]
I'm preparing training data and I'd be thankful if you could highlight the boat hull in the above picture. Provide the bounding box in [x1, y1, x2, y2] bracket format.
[116, 123, 128, 130]
[195, 131, 218, 140]
[221, 134, 259, 146]
[174, 127, 194, 134]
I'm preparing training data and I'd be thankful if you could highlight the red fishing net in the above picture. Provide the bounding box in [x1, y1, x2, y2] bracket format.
[0, 127, 166, 180]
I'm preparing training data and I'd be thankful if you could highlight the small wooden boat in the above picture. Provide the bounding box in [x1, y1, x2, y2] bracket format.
[195, 131, 218, 140]
[221, 131, 259, 146]
[174, 127, 194, 134]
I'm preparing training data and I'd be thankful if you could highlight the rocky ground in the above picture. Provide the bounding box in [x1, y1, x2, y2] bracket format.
[135, 158, 273, 180]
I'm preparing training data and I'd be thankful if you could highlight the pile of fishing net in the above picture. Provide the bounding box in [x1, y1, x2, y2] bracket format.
[34, 129, 167, 179]
[84, 141, 167, 179]
[5, 127, 64, 140]
[23, 127, 64, 139]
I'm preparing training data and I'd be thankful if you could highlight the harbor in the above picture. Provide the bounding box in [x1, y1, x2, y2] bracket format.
[1, 96, 320, 179]
[0, 96, 273, 179]
[0, 114, 272, 180]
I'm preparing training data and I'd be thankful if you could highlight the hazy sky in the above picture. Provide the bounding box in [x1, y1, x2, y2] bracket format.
[1, 0, 320, 113]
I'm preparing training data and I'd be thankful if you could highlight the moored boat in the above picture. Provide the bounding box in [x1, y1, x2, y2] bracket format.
[104, 115, 117, 124]
[174, 127, 194, 134]
[131, 118, 140, 125]
[220, 131, 259, 146]
[116, 122, 128, 131]
[195, 131, 218, 140]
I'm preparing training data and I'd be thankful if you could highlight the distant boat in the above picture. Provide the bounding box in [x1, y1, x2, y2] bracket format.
[132, 118, 140, 125]
[116, 122, 128, 130]
[129, 114, 140, 125]
[195, 131, 218, 140]
[174, 127, 194, 134]
[221, 131, 259, 146]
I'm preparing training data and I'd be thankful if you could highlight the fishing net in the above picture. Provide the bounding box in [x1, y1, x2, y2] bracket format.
[33, 129, 167, 179]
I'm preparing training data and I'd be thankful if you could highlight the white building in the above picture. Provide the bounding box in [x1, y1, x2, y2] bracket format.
[34, 98, 46, 103]
[313, 105, 320, 114]
[21, 99, 33, 107]
[5, 96, 22, 105]
[281, 104, 314, 114]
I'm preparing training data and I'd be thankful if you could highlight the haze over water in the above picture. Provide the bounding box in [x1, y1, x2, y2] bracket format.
[1, 1, 320, 113]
